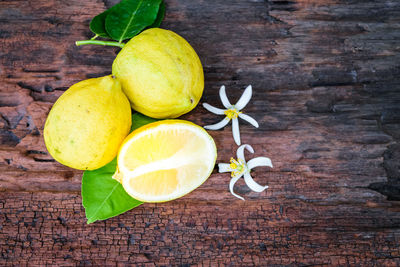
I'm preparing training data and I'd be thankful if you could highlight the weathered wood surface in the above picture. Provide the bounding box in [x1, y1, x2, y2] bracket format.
[1, 0, 400, 265]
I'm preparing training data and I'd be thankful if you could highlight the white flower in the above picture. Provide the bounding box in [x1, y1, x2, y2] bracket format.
[218, 144, 272, 200]
[203, 85, 259, 145]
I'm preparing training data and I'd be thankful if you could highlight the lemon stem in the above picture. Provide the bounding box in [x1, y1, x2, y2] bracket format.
[75, 40, 125, 48]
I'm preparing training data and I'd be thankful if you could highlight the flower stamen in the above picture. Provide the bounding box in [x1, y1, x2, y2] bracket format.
[229, 157, 246, 177]
[224, 108, 241, 119]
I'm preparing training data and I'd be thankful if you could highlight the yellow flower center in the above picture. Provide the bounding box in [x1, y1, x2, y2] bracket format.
[229, 157, 246, 177]
[224, 108, 241, 119]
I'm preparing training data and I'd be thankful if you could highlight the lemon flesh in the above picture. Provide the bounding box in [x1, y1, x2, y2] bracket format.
[114, 120, 217, 202]
[44, 76, 132, 170]
[112, 28, 204, 119]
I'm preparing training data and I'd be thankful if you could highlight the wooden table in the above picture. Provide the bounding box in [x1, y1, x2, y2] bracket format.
[1, 0, 400, 265]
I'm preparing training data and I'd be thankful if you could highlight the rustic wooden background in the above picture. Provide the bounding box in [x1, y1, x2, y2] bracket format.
[1, 0, 400, 265]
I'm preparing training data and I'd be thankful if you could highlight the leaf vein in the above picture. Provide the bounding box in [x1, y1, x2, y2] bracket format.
[87, 182, 119, 223]
[119, 0, 145, 42]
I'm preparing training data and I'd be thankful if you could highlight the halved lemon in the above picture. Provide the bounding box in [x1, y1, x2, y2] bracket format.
[113, 120, 217, 202]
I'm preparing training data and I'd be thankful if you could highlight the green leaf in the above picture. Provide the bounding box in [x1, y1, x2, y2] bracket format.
[82, 113, 159, 224]
[131, 112, 159, 131]
[148, 1, 165, 28]
[105, 0, 162, 42]
[89, 8, 112, 38]
[82, 158, 143, 224]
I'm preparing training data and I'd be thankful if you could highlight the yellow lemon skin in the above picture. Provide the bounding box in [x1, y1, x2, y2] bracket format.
[44, 75, 132, 170]
[112, 28, 204, 119]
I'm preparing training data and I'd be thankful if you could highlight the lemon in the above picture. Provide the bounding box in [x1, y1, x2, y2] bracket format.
[113, 120, 217, 202]
[112, 28, 204, 119]
[44, 75, 132, 170]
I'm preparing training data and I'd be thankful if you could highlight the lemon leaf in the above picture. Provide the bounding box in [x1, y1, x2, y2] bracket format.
[105, 0, 162, 42]
[89, 8, 112, 38]
[131, 112, 159, 131]
[82, 158, 142, 224]
[82, 113, 159, 224]
[148, 1, 165, 28]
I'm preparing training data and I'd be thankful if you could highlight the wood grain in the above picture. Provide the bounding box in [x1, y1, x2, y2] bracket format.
[0, 0, 400, 265]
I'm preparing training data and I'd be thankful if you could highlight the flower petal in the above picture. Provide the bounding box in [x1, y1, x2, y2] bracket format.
[218, 163, 231, 173]
[229, 174, 245, 200]
[244, 172, 268, 193]
[236, 144, 254, 162]
[232, 117, 241, 145]
[247, 157, 273, 170]
[203, 103, 225, 115]
[238, 113, 259, 128]
[219, 85, 232, 109]
[204, 117, 230, 130]
[235, 85, 252, 110]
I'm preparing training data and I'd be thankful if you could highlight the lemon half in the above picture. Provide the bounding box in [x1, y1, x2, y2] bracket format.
[113, 120, 217, 202]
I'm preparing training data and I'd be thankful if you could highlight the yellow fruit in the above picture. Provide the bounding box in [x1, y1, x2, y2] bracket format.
[112, 28, 204, 119]
[113, 120, 217, 202]
[44, 76, 132, 170]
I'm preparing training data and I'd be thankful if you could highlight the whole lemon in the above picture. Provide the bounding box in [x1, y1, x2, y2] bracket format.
[112, 28, 204, 119]
[44, 75, 132, 170]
